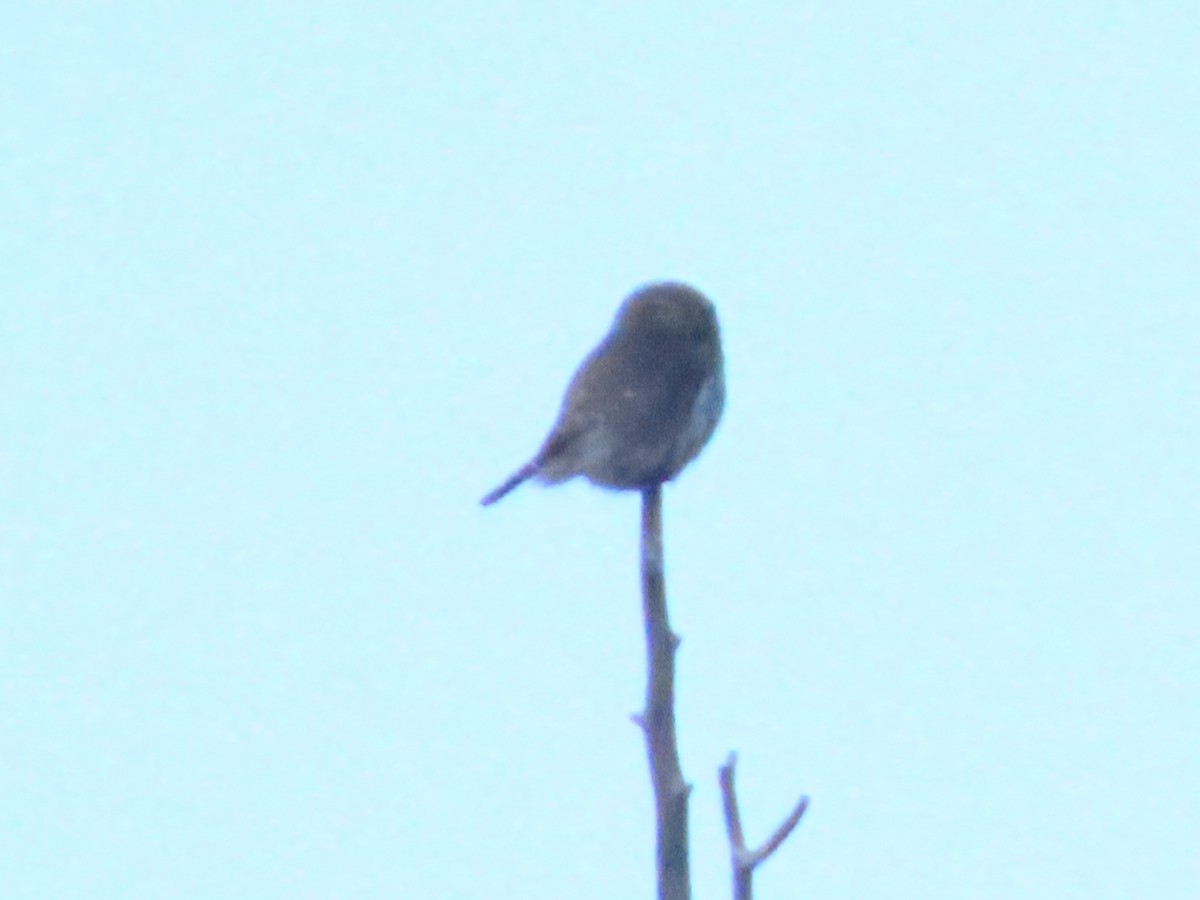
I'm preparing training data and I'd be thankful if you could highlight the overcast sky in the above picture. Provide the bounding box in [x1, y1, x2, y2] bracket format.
[4, 3, 1198, 898]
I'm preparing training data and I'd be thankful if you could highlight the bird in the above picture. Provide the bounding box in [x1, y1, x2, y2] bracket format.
[480, 281, 724, 506]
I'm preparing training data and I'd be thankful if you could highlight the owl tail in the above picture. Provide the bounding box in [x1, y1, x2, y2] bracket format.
[479, 460, 539, 506]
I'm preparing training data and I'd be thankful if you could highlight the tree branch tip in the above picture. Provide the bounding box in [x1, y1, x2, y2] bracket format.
[786, 795, 811, 826]
[749, 794, 810, 865]
[630, 712, 648, 731]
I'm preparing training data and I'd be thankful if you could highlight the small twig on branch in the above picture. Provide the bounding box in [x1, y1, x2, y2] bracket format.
[636, 484, 691, 900]
[718, 753, 809, 900]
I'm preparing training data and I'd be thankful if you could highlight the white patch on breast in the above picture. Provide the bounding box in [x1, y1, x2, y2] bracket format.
[669, 374, 724, 475]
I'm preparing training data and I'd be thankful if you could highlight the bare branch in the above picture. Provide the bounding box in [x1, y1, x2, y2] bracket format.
[718, 753, 810, 900]
[639, 485, 691, 900]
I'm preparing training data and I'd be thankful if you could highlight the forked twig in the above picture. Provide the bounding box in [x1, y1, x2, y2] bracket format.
[718, 753, 809, 900]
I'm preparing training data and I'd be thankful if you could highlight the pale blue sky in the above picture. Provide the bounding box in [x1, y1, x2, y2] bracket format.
[4, 3, 1198, 898]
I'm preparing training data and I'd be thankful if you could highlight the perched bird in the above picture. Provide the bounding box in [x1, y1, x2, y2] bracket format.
[480, 281, 724, 506]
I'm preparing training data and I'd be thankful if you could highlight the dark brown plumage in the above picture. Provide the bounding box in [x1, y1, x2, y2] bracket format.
[481, 281, 724, 506]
